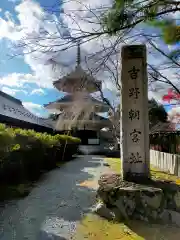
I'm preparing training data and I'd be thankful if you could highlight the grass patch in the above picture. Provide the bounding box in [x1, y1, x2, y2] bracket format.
[105, 158, 121, 173]
[75, 213, 180, 240]
[104, 158, 180, 183]
[75, 214, 142, 240]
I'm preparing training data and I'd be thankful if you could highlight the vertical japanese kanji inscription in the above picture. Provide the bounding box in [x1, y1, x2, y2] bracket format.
[120, 45, 150, 181]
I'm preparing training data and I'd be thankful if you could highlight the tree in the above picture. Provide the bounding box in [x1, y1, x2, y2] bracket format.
[9, 0, 180, 97]
[148, 98, 168, 129]
[162, 88, 180, 127]
[48, 113, 59, 121]
[110, 99, 168, 136]
[100, 0, 180, 95]
[102, 0, 180, 45]
[5, 0, 179, 133]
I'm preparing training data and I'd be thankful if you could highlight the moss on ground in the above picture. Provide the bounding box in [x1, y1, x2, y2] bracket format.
[105, 157, 122, 173]
[74, 213, 180, 240]
[75, 157, 180, 240]
[74, 214, 143, 240]
[104, 157, 180, 184]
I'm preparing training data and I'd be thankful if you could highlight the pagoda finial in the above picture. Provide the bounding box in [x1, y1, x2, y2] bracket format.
[77, 40, 81, 66]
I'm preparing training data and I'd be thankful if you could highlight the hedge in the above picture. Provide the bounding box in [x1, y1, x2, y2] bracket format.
[0, 124, 81, 185]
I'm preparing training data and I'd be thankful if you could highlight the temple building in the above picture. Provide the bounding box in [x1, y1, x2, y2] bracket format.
[44, 43, 111, 144]
[0, 90, 54, 133]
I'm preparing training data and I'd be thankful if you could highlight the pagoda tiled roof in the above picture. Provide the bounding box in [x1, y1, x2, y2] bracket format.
[44, 94, 109, 108]
[53, 66, 101, 93]
[89, 113, 110, 121]
[54, 66, 97, 84]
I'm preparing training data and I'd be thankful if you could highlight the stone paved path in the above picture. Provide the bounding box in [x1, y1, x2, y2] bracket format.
[0, 155, 111, 240]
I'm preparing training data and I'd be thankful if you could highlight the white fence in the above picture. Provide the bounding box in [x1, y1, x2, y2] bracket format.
[150, 150, 180, 176]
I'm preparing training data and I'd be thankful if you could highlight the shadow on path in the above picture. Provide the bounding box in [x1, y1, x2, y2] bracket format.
[0, 155, 105, 240]
[39, 231, 68, 240]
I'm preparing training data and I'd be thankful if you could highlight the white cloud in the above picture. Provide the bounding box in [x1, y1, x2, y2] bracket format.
[0, 73, 53, 89]
[0, 18, 18, 40]
[0, 0, 179, 104]
[15, 0, 45, 35]
[62, 0, 112, 37]
[168, 106, 180, 124]
[31, 88, 45, 95]
[0, 1, 44, 41]
[1, 86, 28, 96]
[1, 86, 17, 96]
[8, 0, 19, 2]
[0, 73, 28, 87]
[0, 0, 118, 90]
[22, 101, 49, 117]
[22, 101, 43, 115]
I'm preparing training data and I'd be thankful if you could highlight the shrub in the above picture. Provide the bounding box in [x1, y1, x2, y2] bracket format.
[54, 134, 81, 144]
[0, 124, 81, 184]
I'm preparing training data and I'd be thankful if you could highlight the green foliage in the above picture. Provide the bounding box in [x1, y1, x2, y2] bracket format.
[48, 113, 59, 120]
[101, 0, 180, 45]
[163, 25, 180, 45]
[0, 126, 16, 163]
[12, 127, 81, 147]
[54, 134, 81, 144]
[148, 19, 174, 30]
[115, 0, 134, 8]
[114, 100, 168, 129]
[10, 144, 21, 152]
[0, 124, 81, 188]
[148, 99, 168, 128]
[101, 7, 133, 35]
[148, 19, 180, 45]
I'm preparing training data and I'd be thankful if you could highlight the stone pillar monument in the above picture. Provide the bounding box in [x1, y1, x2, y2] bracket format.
[120, 45, 150, 181]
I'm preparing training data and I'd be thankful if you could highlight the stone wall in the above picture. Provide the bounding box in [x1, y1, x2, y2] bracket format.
[150, 150, 180, 176]
[97, 173, 180, 225]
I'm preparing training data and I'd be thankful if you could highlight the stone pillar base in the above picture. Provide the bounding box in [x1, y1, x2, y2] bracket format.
[123, 172, 151, 184]
[97, 173, 180, 225]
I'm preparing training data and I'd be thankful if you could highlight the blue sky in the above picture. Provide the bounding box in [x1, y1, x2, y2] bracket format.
[0, 0, 116, 118]
[0, 0, 64, 117]
[0, 0, 179, 124]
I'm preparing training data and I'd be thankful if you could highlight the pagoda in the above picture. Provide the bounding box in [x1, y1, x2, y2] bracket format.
[44, 43, 111, 144]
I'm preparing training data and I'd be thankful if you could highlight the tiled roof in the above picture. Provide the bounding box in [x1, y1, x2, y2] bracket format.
[53, 66, 98, 85]
[150, 122, 177, 134]
[0, 90, 53, 129]
[44, 94, 109, 111]
[89, 113, 110, 122]
[53, 66, 101, 93]
[0, 90, 22, 105]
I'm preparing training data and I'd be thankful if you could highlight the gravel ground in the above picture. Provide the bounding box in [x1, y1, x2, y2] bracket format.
[0, 155, 110, 240]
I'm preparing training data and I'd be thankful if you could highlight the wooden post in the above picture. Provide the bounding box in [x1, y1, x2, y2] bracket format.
[120, 45, 150, 181]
